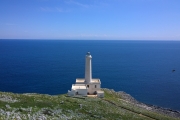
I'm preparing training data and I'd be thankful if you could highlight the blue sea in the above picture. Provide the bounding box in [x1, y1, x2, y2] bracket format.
[0, 40, 180, 111]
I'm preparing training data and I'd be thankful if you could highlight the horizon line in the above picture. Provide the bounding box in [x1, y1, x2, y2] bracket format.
[0, 39, 180, 41]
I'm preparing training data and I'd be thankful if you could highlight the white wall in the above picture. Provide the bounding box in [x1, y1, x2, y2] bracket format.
[87, 83, 101, 94]
[68, 90, 76, 96]
[97, 92, 104, 98]
[76, 89, 87, 96]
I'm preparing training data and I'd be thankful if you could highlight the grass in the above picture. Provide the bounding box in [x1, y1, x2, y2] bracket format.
[0, 89, 179, 120]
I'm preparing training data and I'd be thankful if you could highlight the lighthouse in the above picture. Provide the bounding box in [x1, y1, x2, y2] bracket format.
[85, 52, 92, 83]
[68, 52, 104, 97]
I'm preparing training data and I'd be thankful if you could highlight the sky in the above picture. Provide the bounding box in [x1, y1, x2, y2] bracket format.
[0, 0, 180, 40]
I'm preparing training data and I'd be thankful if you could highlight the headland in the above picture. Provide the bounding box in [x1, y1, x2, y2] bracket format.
[0, 88, 179, 120]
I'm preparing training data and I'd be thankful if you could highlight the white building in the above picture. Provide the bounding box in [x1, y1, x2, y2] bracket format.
[68, 52, 104, 98]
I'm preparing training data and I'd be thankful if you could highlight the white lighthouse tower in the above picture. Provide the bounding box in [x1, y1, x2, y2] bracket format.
[68, 52, 104, 97]
[85, 52, 92, 84]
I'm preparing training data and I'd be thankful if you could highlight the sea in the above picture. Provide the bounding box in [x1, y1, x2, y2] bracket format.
[0, 40, 180, 111]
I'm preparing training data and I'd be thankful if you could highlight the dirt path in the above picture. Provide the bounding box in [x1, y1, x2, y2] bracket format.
[102, 98, 158, 120]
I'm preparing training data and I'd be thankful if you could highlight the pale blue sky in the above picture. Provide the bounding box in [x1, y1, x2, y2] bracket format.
[0, 0, 180, 40]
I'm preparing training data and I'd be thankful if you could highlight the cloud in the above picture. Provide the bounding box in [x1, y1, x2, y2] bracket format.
[56, 7, 63, 12]
[5, 23, 17, 26]
[71, 1, 89, 8]
[66, 0, 90, 8]
[40, 7, 67, 12]
[40, 0, 103, 13]
[40, 7, 53, 12]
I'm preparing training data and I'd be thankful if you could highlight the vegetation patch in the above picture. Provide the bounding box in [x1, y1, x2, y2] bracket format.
[0, 89, 179, 120]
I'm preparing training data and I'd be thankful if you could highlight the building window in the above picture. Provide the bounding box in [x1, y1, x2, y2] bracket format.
[95, 85, 96, 88]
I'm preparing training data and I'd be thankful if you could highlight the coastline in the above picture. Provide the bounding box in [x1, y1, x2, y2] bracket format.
[102, 88, 180, 118]
[0, 88, 180, 119]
